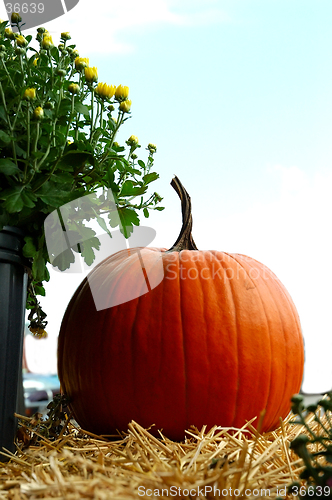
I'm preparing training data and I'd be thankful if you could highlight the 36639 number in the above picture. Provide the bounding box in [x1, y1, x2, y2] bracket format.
[290, 485, 331, 497]
[5, 3, 45, 14]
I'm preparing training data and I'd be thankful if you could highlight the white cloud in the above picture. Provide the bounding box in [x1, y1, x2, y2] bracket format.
[12, 0, 229, 54]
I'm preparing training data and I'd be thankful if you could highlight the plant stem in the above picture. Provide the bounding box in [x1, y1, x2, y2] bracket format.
[33, 121, 40, 170]
[26, 106, 30, 159]
[167, 176, 198, 252]
[0, 59, 15, 89]
[89, 87, 94, 141]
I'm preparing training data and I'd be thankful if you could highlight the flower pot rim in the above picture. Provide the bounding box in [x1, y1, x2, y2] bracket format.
[0, 226, 31, 269]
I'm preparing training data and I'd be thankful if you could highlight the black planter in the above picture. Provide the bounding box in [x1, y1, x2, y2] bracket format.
[0, 226, 30, 457]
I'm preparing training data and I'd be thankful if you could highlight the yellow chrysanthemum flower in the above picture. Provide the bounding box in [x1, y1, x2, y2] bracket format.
[119, 100, 132, 113]
[95, 82, 116, 99]
[68, 83, 80, 94]
[75, 56, 89, 71]
[29, 326, 48, 338]
[41, 35, 54, 50]
[23, 88, 36, 100]
[84, 66, 98, 83]
[16, 35, 28, 47]
[33, 106, 44, 120]
[115, 85, 129, 102]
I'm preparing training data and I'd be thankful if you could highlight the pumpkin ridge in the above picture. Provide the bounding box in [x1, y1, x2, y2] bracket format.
[178, 252, 189, 429]
[129, 266, 156, 422]
[257, 269, 292, 429]
[216, 253, 240, 428]
[99, 306, 116, 429]
[190, 253, 210, 420]
[199, 252, 213, 419]
[230, 254, 301, 430]
[236, 256, 278, 429]
[220, 252, 274, 429]
[223, 253, 273, 427]
[259, 263, 303, 428]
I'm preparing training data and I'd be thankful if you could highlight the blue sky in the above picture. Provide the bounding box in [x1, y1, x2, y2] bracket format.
[4, 0, 332, 392]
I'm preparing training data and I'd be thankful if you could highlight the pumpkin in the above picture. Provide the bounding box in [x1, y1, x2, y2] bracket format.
[58, 177, 304, 440]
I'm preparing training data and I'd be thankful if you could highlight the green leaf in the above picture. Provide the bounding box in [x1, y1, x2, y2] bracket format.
[34, 285, 46, 296]
[0, 186, 24, 212]
[51, 172, 75, 183]
[143, 172, 159, 184]
[138, 160, 145, 169]
[92, 208, 112, 238]
[36, 183, 74, 207]
[0, 130, 11, 144]
[32, 251, 47, 281]
[80, 236, 100, 266]
[120, 180, 147, 197]
[58, 150, 94, 170]
[0, 106, 6, 121]
[74, 102, 90, 117]
[50, 46, 60, 63]
[117, 207, 140, 238]
[23, 236, 37, 258]
[21, 190, 37, 208]
[143, 207, 149, 218]
[52, 247, 75, 271]
[0, 158, 20, 175]
[154, 206, 165, 211]
[15, 143, 27, 158]
[58, 98, 72, 115]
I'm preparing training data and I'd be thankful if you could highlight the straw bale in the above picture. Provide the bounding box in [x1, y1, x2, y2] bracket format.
[0, 411, 323, 499]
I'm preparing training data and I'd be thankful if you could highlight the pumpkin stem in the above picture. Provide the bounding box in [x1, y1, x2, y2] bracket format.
[167, 176, 198, 252]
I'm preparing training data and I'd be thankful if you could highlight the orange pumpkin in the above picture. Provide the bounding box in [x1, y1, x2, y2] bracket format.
[58, 177, 304, 440]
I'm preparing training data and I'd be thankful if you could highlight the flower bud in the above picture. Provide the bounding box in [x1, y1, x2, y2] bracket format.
[84, 66, 98, 83]
[119, 99, 132, 113]
[115, 84, 129, 102]
[107, 105, 115, 112]
[0, 45, 6, 52]
[5, 27, 15, 39]
[61, 32, 71, 41]
[15, 47, 26, 55]
[56, 68, 67, 77]
[32, 57, 38, 67]
[33, 106, 44, 120]
[16, 35, 28, 47]
[58, 43, 65, 51]
[37, 27, 46, 34]
[68, 83, 80, 94]
[74, 56, 89, 71]
[41, 35, 54, 50]
[11, 12, 22, 24]
[44, 101, 55, 109]
[131, 153, 138, 160]
[23, 88, 36, 100]
[147, 143, 157, 154]
[71, 49, 79, 59]
[127, 135, 139, 147]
